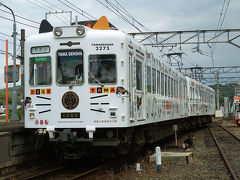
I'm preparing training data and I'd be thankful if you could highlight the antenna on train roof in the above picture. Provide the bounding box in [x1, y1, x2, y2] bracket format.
[75, 16, 78, 25]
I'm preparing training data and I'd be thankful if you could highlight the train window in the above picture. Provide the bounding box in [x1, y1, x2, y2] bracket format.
[176, 81, 178, 98]
[168, 76, 170, 97]
[161, 72, 164, 96]
[152, 68, 156, 94]
[147, 66, 151, 93]
[88, 54, 116, 84]
[136, 60, 142, 90]
[190, 87, 193, 100]
[176, 81, 180, 98]
[29, 57, 51, 86]
[195, 88, 198, 101]
[157, 71, 160, 95]
[174, 80, 177, 98]
[179, 81, 182, 98]
[57, 49, 83, 85]
[170, 78, 173, 97]
[165, 74, 167, 97]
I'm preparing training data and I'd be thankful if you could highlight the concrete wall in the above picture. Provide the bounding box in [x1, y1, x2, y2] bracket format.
[0, 123, 53, 176]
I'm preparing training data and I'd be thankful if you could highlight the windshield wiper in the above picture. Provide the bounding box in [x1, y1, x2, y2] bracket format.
[94, 78, 104, 87]
[69, 74, 81, 90]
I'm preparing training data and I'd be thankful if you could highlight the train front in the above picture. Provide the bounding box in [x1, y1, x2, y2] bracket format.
[24, 24, 129, 158]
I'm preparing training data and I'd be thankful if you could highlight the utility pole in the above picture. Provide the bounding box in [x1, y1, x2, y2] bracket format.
[20, 29, 25, 121]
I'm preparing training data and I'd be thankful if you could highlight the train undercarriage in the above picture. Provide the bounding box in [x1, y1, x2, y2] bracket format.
[46, 115, 212, 159]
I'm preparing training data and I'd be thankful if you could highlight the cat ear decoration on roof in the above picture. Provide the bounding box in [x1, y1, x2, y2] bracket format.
[92, 16, 110, 30]
[39, 19, 53, 34]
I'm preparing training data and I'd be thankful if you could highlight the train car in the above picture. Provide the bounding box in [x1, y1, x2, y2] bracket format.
[186, 77, 215, 116]
[24, 16, 215, 159]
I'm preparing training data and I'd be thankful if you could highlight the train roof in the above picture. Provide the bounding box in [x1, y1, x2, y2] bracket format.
[39, 16, 118, 34]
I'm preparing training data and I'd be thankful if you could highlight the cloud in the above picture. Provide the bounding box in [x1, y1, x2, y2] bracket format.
[0, 0, 239, 86]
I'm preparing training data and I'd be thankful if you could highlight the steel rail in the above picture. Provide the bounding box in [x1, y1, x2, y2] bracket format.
[219, 125, 240, 142]
[208, 125, 238, 180]
[67, 165, 105, 180]
[21, 165, 66, 180]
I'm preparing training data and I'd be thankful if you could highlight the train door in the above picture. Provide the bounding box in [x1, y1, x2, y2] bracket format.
[135, 56, 145, 120]
[179, 78, 184, 116]
[129, 53, 134, 122]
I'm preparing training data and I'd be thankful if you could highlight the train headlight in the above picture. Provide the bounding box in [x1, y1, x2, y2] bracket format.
[76, 26, 85, 36]
[54, 27, 62, 36]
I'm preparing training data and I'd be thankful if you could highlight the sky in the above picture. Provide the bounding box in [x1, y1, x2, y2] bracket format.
[0, 0, 239, 87]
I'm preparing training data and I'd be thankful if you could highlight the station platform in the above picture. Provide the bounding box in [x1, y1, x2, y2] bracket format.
[0, 120, 24, 132]
[0, 120, 50, 177]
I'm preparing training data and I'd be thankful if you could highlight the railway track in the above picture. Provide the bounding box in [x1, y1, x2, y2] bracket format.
[21, 165, 67, 180]
[16, 160, 110, 180]
[208, 124, 240, 180]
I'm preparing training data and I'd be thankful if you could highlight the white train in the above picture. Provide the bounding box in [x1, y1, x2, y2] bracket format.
[24, 16, 215, 159]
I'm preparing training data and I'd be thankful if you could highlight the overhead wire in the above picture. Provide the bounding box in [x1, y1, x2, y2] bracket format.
[25, 0, 50, 12]
[0, 15, 38, 29]
[96, 0, 163, 50]
[35, 0, 69, 25]
[0, 49, 13, 57]
[0, 31, 12, 38]
[0, 39, 20, 48]
[114, 0, 152, 32]
[26, 0, 68, 25]
[42, 0, 72, 23]
[96, 0, 142, 32]
[57, 0, 96, 21]
[63, 0, 97, 20]
[97, 0, 198, 67]
[211, 0, 231, 66]
[0, 8, 40, 25]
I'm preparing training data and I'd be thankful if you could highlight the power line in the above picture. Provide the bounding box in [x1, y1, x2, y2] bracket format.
[96, 0, 142, 32]
[0, 8, 40, 25]
[63, 0, 96, 20]
[96, 0, 162, 49]
[25, 0, 50, 12]
[97, 0, 198, 66]
[182, 54, 198, 67]
[26, 0, 68, 25]
[57, 0, 96, 21]
[114, 0, 152, 33]
[0, 32, 13, 38]
[42, 0, 72, 23]
[211, 0, 231, 66]
[0, 49, 13, 57]
[0, 15, 38, 29]
[34, 0, 68, 25]
[219, 0, 231, 33]
[0, 39, 20, 47]
[215, 0, 226, 34]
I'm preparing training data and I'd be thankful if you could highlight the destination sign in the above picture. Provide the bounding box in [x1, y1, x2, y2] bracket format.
[61, 112, 80, 119]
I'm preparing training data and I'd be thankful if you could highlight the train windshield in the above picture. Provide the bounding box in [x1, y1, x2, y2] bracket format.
[88, 54, 116, 84]
[57, 49, 83, 85]
[29, 57, 51, 86]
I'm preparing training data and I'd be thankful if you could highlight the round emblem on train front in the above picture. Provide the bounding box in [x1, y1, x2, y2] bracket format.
[62, 91, 79, 110]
